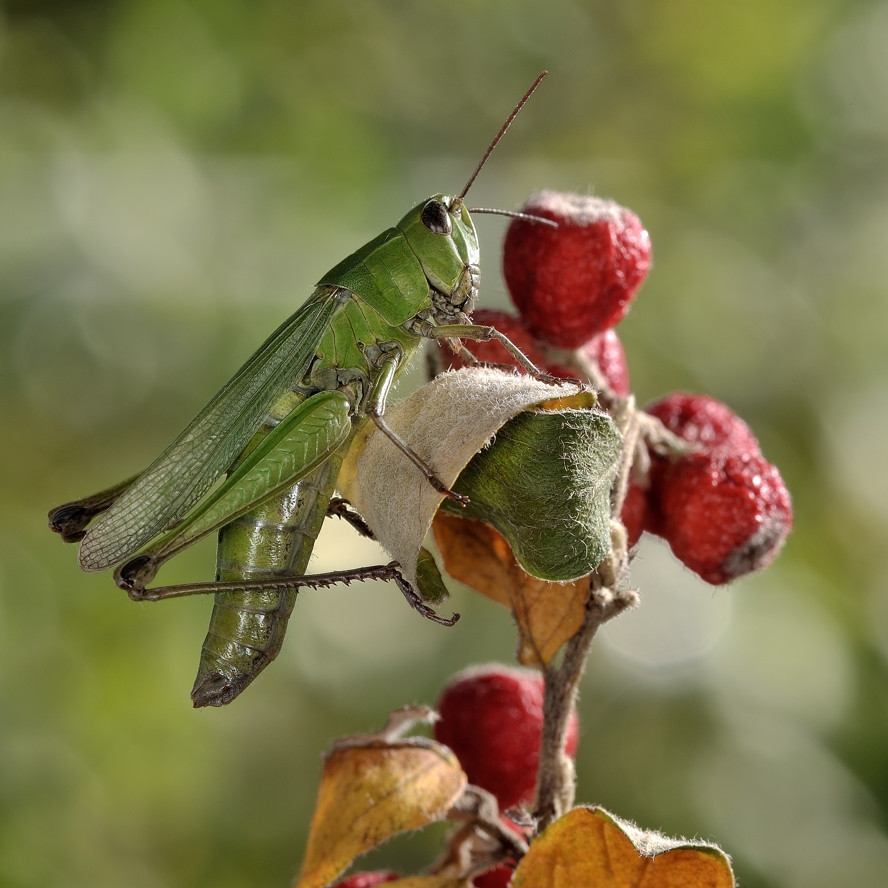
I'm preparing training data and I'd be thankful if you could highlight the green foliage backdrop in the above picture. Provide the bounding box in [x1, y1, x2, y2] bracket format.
[1, 1, 887, 886]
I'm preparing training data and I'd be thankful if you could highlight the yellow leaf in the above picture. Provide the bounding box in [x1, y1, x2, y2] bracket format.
[511, 807, 734, 888]
[295, 740, 467, 888]
[433, 513, 588, 666]
[535, 390, 598, 411]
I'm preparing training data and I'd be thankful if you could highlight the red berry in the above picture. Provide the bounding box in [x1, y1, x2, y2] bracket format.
[442, 309, 546, 373]
[659, 452, 793, 585]
[579, 329, 631, 396]
[434, 665, 579, 811]
[645, 393, 759, 455]
[620, 477, 649, 548]
[503, 191, 651, 348]
[641, 393, 763, 541]
[473, 865, 513, 887]
[332, 872, 400, 888]
[543, 331, 631, 394]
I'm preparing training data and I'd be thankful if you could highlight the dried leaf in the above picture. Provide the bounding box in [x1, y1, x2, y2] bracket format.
[432, 513, 512, 608]
[433, 514, 588, 667]
[295, 738, 467, 888]
[510, 807, 734, 888]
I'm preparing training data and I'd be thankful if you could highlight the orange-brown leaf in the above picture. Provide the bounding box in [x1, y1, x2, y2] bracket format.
[433, 513, 512, 607]
[511, 807, 734, 888]
[433, 513, 588, 666]
[295, 741, 467, 888]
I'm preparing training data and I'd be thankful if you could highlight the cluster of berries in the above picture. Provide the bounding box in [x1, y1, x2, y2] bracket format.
[333, 191, 793, 888]
[334, 666, 575, 888]
[623, 394, 792, 584]
[441, 190, 792, 586]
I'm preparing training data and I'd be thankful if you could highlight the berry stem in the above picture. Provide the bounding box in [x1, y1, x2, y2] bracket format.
[609, 397, 642, 518]
[534, 568, 637, 830]
[432, 785, 529, 880]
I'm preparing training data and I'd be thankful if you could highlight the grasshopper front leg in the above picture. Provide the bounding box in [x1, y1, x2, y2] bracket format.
[425, 322, 569, 387]
[327, 497, 376, 539]
[365, 351, 469, 506]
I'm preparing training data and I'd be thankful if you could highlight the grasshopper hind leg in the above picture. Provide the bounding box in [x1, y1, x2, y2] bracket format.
[113, 456, 458, 707]
[188, 562, 459, 708]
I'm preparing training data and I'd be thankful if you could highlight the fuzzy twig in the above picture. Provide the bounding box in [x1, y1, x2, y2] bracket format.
[533, 562, 637, 831]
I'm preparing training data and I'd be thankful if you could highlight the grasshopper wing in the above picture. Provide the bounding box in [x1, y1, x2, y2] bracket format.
[78, 289, 340, 572]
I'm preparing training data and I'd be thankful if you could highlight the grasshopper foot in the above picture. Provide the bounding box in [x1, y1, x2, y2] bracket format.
[429, 476, 470, 507]
[390, 565, 460, 627]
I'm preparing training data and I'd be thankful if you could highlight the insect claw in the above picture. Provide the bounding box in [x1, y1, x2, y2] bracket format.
[474, 359, 523, 375]
[444, 490, 470, 507]
[326, 497, 376, 539]
[391, 566, 461, 627]
[538, 370, 586, 390]
[433, 480, 469, 507]
[430, 610, 461, 627]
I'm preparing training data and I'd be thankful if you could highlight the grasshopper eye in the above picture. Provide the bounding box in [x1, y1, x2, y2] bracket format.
[420, 199, 452, 236]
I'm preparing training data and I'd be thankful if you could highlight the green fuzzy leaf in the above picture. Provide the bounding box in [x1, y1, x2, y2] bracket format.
[440, 407, 621, 582]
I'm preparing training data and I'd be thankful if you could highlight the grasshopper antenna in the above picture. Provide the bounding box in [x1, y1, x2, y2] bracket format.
[458, 71, 548, 201]
[468, 207, 558, 228]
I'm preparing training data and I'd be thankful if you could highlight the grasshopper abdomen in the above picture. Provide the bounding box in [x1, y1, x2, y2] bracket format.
[192, 454, 344, 707]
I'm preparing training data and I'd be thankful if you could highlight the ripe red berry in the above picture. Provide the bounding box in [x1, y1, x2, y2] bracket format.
[542, 329, 631, 393]
[578, 329, 631, 396]
[473, 865, 513, 887]
[645, 393, 759, 455]
[503, 191, 651, 349]
[641, 393, 763, 542]
[620, 476, 649, 548]
[659, 452, 792, 585]
[332, 872, 400, 888]
[434, 665, 579, 811]
[441, 309, 546, 373]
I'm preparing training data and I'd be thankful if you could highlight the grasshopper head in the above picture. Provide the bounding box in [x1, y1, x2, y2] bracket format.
[397, 194, 480, 316]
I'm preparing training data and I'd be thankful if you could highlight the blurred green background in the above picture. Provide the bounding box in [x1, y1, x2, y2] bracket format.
[1, 0, 887, 885]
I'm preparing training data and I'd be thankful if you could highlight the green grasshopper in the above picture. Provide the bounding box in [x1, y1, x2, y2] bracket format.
[49, 73, 557, 708]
